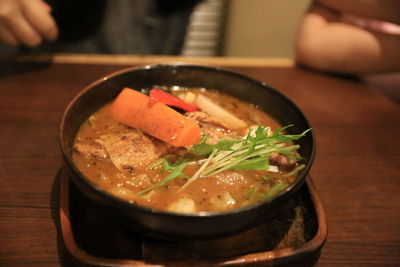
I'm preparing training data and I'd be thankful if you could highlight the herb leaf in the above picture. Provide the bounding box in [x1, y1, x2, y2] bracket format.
[231, 156, 269, 170]
[192, 139, 237, 156]
[261, 182, 287, 199]
[138, 159, 189, 196]
[245, 187, 259, 203]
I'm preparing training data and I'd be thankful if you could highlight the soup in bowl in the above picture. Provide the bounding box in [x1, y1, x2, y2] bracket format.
[59, 63, 315, 239]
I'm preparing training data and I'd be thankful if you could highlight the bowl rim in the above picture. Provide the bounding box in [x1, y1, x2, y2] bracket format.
[59, 62, 316, 218]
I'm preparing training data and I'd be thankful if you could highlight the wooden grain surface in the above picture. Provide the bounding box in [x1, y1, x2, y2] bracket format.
[0, 56, 399, 266]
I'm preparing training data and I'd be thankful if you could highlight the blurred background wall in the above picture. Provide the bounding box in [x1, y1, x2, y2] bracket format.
[222, 0, 311, 58]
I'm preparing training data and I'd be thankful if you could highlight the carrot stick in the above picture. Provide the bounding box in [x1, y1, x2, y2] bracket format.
[109, 88, 201, 146]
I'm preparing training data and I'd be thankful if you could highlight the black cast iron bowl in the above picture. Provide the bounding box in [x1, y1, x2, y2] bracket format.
[59, 63, 315, 240]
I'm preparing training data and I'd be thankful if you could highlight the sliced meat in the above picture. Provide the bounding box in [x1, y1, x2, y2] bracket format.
[185, 111, 225, 127]
[73, 142, 108, 160]
[269, 152, 298, 171]
[201, 123, 242, 144]
[98, 129, 164, 171]
[186, 111, 244, 144]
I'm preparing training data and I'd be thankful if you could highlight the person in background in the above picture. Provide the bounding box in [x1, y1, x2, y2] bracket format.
[295, 0, 400, 74]
[295, 0, 400, 101]
[0, 0, 200, 54]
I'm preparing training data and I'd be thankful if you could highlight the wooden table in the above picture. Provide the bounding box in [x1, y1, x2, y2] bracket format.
[0, 55, 399, 266]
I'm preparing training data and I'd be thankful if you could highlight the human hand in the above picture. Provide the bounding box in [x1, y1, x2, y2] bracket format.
[0, 0, 58, 47]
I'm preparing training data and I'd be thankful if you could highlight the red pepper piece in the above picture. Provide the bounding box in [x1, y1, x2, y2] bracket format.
[149, 88, 200, 112]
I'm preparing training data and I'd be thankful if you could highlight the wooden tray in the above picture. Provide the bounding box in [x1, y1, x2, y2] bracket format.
[58, 169, 327, 266]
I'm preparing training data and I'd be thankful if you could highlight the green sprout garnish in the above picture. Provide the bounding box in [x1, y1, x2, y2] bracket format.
[139, 125, 310, 194]
[138, 158, 189, 196]
[183, 125, 310, 188]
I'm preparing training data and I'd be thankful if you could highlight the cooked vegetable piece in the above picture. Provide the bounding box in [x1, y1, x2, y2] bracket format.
[177, 91, 197, 104]
[168, 197, 196, 213]
[109, 88, 201, 146]
[209, 192, 236, 210]
[149, 88, 200, 112]
[195, 94, 247, 130]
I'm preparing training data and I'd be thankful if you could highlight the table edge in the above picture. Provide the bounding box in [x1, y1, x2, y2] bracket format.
[0, 54, 294, 67]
